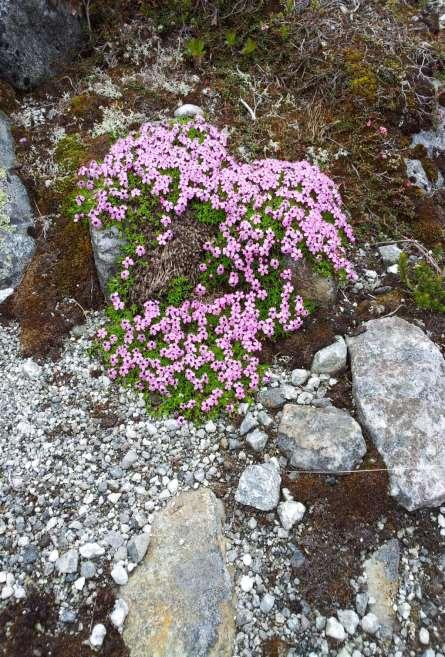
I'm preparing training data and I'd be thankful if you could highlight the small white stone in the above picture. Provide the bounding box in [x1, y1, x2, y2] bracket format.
[325, 616, 346, 641]
[89, 623, 107, 648]
[361, 613, 380, 634]
[167, 478, 179, 494]
[205, 420, 217, 433]
[387, 264, 399, 275]
[240, 575, 254, 592]
[111, 563, 128, 586]
[246, 429, 268, 452]
[260, 593, 275, 613]
[242, 554, 252, 567]
[48, 549, 59, 563]
[291, 369, 310, 386]
[398, 602, 411, 619]
[74, 577, 85, 591]
[126, 425, 138, 440]
[13, 585, 26, 600]
[174, 104, 204, 118]
[277, 501, 306, 530]
[1, 585, 13, 600]
[378, 244, 402, 265]
[110, 598, 129, 630]
[79, 542, 105, 559]
[419, 628, 430, 645]
[21, 358, 42, 379]
[337, 609, 360, 635]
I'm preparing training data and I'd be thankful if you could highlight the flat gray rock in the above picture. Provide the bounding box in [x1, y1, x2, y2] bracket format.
[347, 316, 445, 511]
[122, 488, 235, 657]
[235, 462, 281, 511]
[0, 112, 35, 289]
[277, 404, 366, 472]
[0, 0, 83, 90]
[364, 540, 400, 639]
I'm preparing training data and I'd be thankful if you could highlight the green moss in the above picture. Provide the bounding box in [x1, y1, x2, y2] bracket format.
[54, 134, 87, 174]
[344, 48, 378, 101]
[399, 251, 445, 313]
[166, 276, 193, 306]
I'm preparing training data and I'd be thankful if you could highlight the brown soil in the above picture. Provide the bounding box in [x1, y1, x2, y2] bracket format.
[0, 587, 128, 657]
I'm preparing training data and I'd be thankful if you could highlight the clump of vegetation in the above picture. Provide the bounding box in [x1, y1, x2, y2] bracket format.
[54, 134, 87, 174]
[399, 250, 445, 314]
[74, 118, 356, 420]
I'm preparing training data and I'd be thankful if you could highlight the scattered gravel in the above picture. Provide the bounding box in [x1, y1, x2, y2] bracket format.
[1, 312, 444, 657]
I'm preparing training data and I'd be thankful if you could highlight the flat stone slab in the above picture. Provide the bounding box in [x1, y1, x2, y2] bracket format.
[277, 404, 366, 472]
[347, 316, 445, 511]
[364, 540, 400, 640]
[122, 488, 235, 657]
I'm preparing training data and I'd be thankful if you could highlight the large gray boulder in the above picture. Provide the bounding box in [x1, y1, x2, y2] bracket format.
[0, 111, 34, 291]
[277, 404, 366, 472]
[347, 317, 445, 511]
[121, 488, 235, 657]
[0, 0, 84, 90]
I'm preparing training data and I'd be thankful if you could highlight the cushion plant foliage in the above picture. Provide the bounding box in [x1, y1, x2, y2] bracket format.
[74, 118, 356, 420]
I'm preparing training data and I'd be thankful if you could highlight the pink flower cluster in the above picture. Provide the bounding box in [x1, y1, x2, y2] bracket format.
[76, 119, 355, 416]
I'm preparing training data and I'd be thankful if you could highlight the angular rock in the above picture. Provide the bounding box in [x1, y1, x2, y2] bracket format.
[235, 462, 281, 511]
[55, 549, 78, 575]
[79, 542, 105, 559]
[364, 540, 400, 639]
[89, 224, 126, 296]
[277, 501, 306, 530]
[245, 429, 268, 452]
[277, 404, 366, 472]
[257, 387, 286, 410]
[289, 258, 336, 307]
[239, 413, 257, 436]
[122, 489, 235, 657]
[378, 244, 402, 266]
[0, 112, 35, 290]
[311, 336, 347, 374]
[127, 531, 151, 564]
[0, 0, 84, 90]
[347, 317, 445, 510]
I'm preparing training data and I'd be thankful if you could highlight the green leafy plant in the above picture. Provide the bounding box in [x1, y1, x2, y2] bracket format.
[185, 37, 206, 62]
[225, 30, 237, 47]
[399, 251, 445, 313]
[241, 37, 257, 56]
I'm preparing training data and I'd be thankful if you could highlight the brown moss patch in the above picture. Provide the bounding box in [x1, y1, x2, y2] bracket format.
[0, 587, 128, 657]
[0, 79, 17, 114]
[412, 195, 445, 247]
[10, 216, 102, 359]
[284, 448, 398, 611]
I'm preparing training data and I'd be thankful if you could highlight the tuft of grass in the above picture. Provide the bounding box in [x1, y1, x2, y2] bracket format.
[399, 251, 445, 314]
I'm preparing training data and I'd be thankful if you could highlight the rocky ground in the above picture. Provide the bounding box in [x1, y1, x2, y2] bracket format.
[0, 1, 445, 656]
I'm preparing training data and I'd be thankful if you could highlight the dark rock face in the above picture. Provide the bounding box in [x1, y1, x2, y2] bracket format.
[0, 110, 35, 290]
[0, 0, 84, 90]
